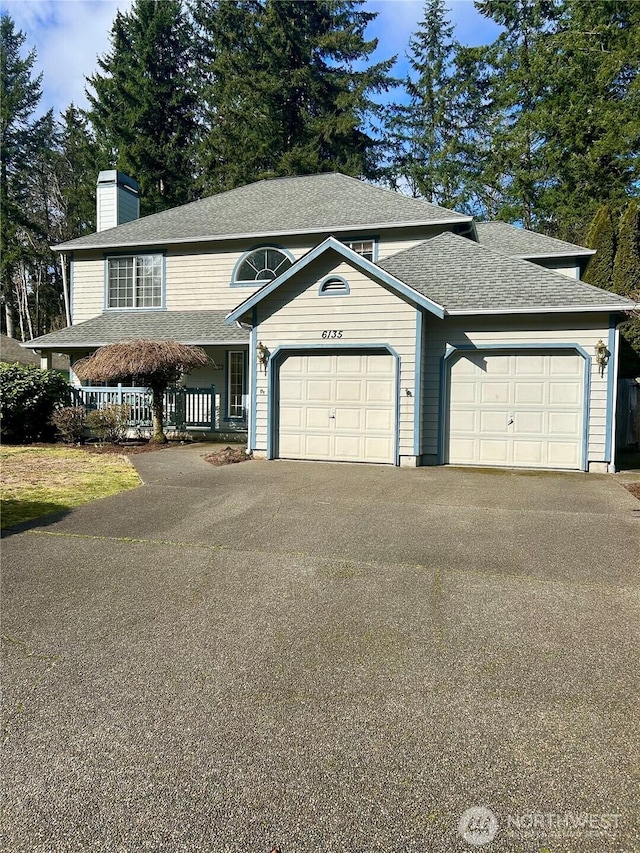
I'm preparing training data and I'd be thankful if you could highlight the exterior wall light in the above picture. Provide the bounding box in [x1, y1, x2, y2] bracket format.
[594, 339, 610, 376]
[256, 341, 270, 373]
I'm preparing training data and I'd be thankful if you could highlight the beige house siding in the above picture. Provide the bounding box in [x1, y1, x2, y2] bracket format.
[70, 226, 446, 324]
[252, 255, 418, 461]
[421, 314, 611, 466]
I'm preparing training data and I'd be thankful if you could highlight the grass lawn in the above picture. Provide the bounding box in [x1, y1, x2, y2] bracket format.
[1, 445, 141, 530]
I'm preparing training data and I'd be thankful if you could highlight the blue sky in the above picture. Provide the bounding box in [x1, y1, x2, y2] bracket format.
[2, 0, 501, 118]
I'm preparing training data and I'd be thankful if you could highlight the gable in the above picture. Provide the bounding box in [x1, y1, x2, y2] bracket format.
[226, 237, 445, 324]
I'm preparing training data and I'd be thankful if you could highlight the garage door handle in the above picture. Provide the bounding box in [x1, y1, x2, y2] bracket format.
[507, 416, 514, 425]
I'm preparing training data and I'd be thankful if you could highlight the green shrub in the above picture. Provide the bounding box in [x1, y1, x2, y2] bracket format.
[86, 403, 130, 444]
[0, 363, 71, 443]
[51, 405, 87, 444]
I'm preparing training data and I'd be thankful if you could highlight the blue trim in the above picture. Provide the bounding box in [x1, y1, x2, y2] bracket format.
[69, 253, 74, 324]
[605, 315, 616, 463]
[230, 244, 295, 288]
[413, 310, 423, 456]
[249, 309, 258, 449]
[225, 348, 248, 421]
[225, 237, 446, 324]
[341, 235, 379, 262]
[266, 343, 401, 465]
[103, 250, 166, 310]
[318, 275, 350, 296]
[439, 343, 592, 472]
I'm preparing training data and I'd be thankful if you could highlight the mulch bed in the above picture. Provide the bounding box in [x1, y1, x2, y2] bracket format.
[624, 482, 640, 500]
[204, 446, 252, 466]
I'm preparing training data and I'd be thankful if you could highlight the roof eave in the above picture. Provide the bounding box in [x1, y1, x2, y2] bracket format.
[446, 304, 634, 316]
[51, 216, 473, 254]
[517, 250, 596, 260]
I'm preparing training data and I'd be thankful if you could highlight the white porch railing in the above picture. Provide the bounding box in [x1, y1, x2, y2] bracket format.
[72, 384, 218, 431]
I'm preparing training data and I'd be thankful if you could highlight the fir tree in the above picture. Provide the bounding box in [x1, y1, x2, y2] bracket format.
[384, 0, 461, 206]
[583, 204, 617, 290]
[87, 0, 199, 214]
[0, 14, 53, 338]
[193, 0, 394, 193]
[612, 201, 640, 297]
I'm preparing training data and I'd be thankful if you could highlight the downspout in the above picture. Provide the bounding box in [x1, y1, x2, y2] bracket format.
[60, 253, 72, 327]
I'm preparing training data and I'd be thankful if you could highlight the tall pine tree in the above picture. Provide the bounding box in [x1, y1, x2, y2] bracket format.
[87, 0, 199, 214]
[193, 0, 394, 193]
[384, 0, 461, 206]
[0, 14, 54, 338]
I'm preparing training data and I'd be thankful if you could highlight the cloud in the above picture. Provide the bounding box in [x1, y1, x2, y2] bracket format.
[1, 0, 132, 116]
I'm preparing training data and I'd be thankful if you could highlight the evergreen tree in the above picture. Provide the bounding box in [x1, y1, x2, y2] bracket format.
[612, 201, 640, 297]
[0, 14, 53, 338]
[87, 0, 199, 214]
[538, 0, 639, 240]
[583, 204, 617, 289]
[384, 0, 461, 206]
[471, 0, 560, 229]
[193, 0, 394, 193]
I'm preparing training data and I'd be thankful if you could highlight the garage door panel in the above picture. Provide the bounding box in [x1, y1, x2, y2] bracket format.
[548, 411, 581, 435]
[480, 382, 510, 404]
[514, 382, 544, 405]
[335, 408, 363, 430]
[280, 406, 305, 429]
[366, 409, 394, 431]
[449, 351, 584, 470]
[366, 354, 395, 375]
[478, 439, 510, 463]
[364, 436, 395, 462]
[304, 434, 332, 457]
[514, 354, 545, 375]
[549, 381, 580, 405]
[480, 410, 509, 433]
[513, 411, 544, 434]
[451, 381, 477, 403]
[367, 380, 394, 403]
[513, 441, 545, 464]
[306, 379, 333, 402]
[305, 408, 329, 429]
[278, 352, 395, 464]
[548, 442, 579, 466]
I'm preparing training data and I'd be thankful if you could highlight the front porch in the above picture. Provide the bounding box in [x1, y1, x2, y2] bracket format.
[72, 383, 247, 439]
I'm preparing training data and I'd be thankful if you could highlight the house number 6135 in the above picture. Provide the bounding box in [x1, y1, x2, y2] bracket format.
[321, 330, 343, 339]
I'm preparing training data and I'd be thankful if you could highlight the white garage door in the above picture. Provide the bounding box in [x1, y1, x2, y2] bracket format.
[278, 352, 396, 463]
[448, 350, 585, 470]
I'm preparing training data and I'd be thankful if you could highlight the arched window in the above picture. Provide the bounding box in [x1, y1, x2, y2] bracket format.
[318, 276, 350, 296]
[233, 246, 293, 285]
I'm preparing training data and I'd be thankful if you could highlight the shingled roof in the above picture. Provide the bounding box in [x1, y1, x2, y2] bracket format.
[474, 221, 595, 259]
[379, 233, 633, 314]
[53, 173, 471, 252]
[25, 311, 249, 349]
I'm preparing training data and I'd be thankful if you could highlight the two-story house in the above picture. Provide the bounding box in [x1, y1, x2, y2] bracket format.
[27, 171, 633, 471]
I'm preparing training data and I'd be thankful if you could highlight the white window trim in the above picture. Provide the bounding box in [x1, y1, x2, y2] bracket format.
[105, 253, 165, 310]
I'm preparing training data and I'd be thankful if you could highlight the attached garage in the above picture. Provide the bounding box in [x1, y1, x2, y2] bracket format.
[447, 349, 586, 470]
[277, 351, 397, 464]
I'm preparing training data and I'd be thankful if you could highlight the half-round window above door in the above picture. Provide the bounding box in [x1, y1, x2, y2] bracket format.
[234, 247, 294, 285]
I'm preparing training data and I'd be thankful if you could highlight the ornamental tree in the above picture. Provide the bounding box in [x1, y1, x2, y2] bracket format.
[73, 339, 209, 443]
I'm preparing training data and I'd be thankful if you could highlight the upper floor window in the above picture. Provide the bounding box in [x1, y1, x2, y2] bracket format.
[234, 246, 293, 285]
[107, 255, 163, 308]
[342, 239, 375, 262]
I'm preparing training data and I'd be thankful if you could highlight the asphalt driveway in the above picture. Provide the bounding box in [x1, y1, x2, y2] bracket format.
[2, 447, 639, 852]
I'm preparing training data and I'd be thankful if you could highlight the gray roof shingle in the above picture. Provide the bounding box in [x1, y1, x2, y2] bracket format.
[379, 232, 633, 313]
[53, 173, 471, 252]
[25, 311, 249, 349]
[474, 221, 594, 258]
